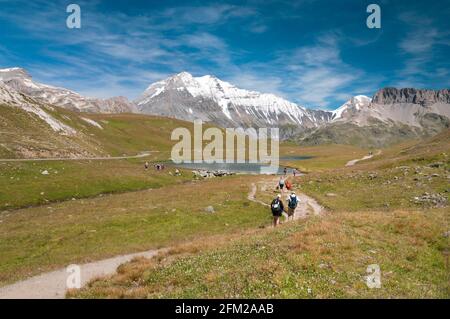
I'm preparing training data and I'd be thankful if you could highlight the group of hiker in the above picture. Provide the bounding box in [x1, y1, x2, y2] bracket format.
[270, 173, 299, 227]
[271, 190, 299, 227]
[283, 167, 299, 177]
[144, 162, 166, 171]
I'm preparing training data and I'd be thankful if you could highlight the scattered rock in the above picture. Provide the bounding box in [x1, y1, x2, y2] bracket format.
[443, 231, 450, 238]
[205, 206, 215, 213]
[429, 162, 444, 168]
[325, 193, 337, 197]
[412, 193, 447, 207]
[192, 170, 234, 178]
[41, 170, 49, 175]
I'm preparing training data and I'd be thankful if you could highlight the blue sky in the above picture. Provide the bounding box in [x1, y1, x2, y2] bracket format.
[0, 0, 449, 109]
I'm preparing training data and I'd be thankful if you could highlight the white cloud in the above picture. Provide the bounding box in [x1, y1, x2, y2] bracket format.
[272, 33, 367, 107]
[396, 12, 450, 88]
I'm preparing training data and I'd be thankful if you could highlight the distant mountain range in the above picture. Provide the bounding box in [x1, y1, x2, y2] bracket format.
[1, 67, 449, 146]
[0, 68, 137, 113]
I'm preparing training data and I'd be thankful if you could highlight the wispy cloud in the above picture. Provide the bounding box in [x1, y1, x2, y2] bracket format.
[0, 1, 252, 98]
[396, 11, 450, 88]
[160, 4, 256, 26]
[271, 33, 369, 107]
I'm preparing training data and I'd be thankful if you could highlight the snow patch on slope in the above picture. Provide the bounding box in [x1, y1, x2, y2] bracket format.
[81, 117, 103, 129]
[0, 82, 76, 135]
[23, 105, 77, 135]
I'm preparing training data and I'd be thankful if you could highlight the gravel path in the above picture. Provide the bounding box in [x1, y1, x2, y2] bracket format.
[248, 178, 324, 220]
[0, 250, 161, 299]
[345, 150, 381, 167]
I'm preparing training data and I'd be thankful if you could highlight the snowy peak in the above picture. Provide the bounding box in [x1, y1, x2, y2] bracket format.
[0, 67, 32, 81]
[332, 95, 371, 121]
[331, 90, 450, 127]
[136, 72, 318, 128]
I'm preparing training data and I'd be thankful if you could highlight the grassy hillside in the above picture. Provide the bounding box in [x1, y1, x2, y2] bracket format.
[70, 130, 449, 299]
[71, 209, 447, 298]
[294, 117, 449, 148]
[0, 159, 193, 209]
[0, 103, 195, 159]
[0, 104, 100, 158]
[280, 143, 368, 172]
[0, 175, 272, 286]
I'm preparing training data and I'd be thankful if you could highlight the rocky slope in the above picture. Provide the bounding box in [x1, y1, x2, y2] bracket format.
[372, 88, 450, 106]
[296, 88, 450, 147]
[0, 68, 137, 113]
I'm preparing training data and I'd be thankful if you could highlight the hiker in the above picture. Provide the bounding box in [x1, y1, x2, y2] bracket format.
[285, 179, 292, 191]
[144, 162, 149, 170]
[278, 177, 285, 193]
[270, 194, 285, 227]
[293, 169, 297, 177]
[283, 167, 287, 176]
[287, 191, 299, 221]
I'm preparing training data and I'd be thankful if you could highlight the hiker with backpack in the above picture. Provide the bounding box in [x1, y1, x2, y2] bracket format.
[278, 177, 285, 193]
[270, 194, 285, 227]
[286, 191, 299, 221]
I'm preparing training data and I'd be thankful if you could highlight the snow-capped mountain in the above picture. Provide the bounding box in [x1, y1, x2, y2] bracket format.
[136, 72, 332, 129]
[0, 68, 137, 113]
[331, 95, 371, 121]
[330, 89, 450, 127]
[297, 88, 450, 147]
[2, 67, 448, 146]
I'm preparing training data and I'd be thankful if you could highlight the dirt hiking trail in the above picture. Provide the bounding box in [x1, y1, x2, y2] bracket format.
[345, 150, 382, 167]
[0, 250, 161, 299]
[1, 176, 323, 299]
[248, 177, 324, 220]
